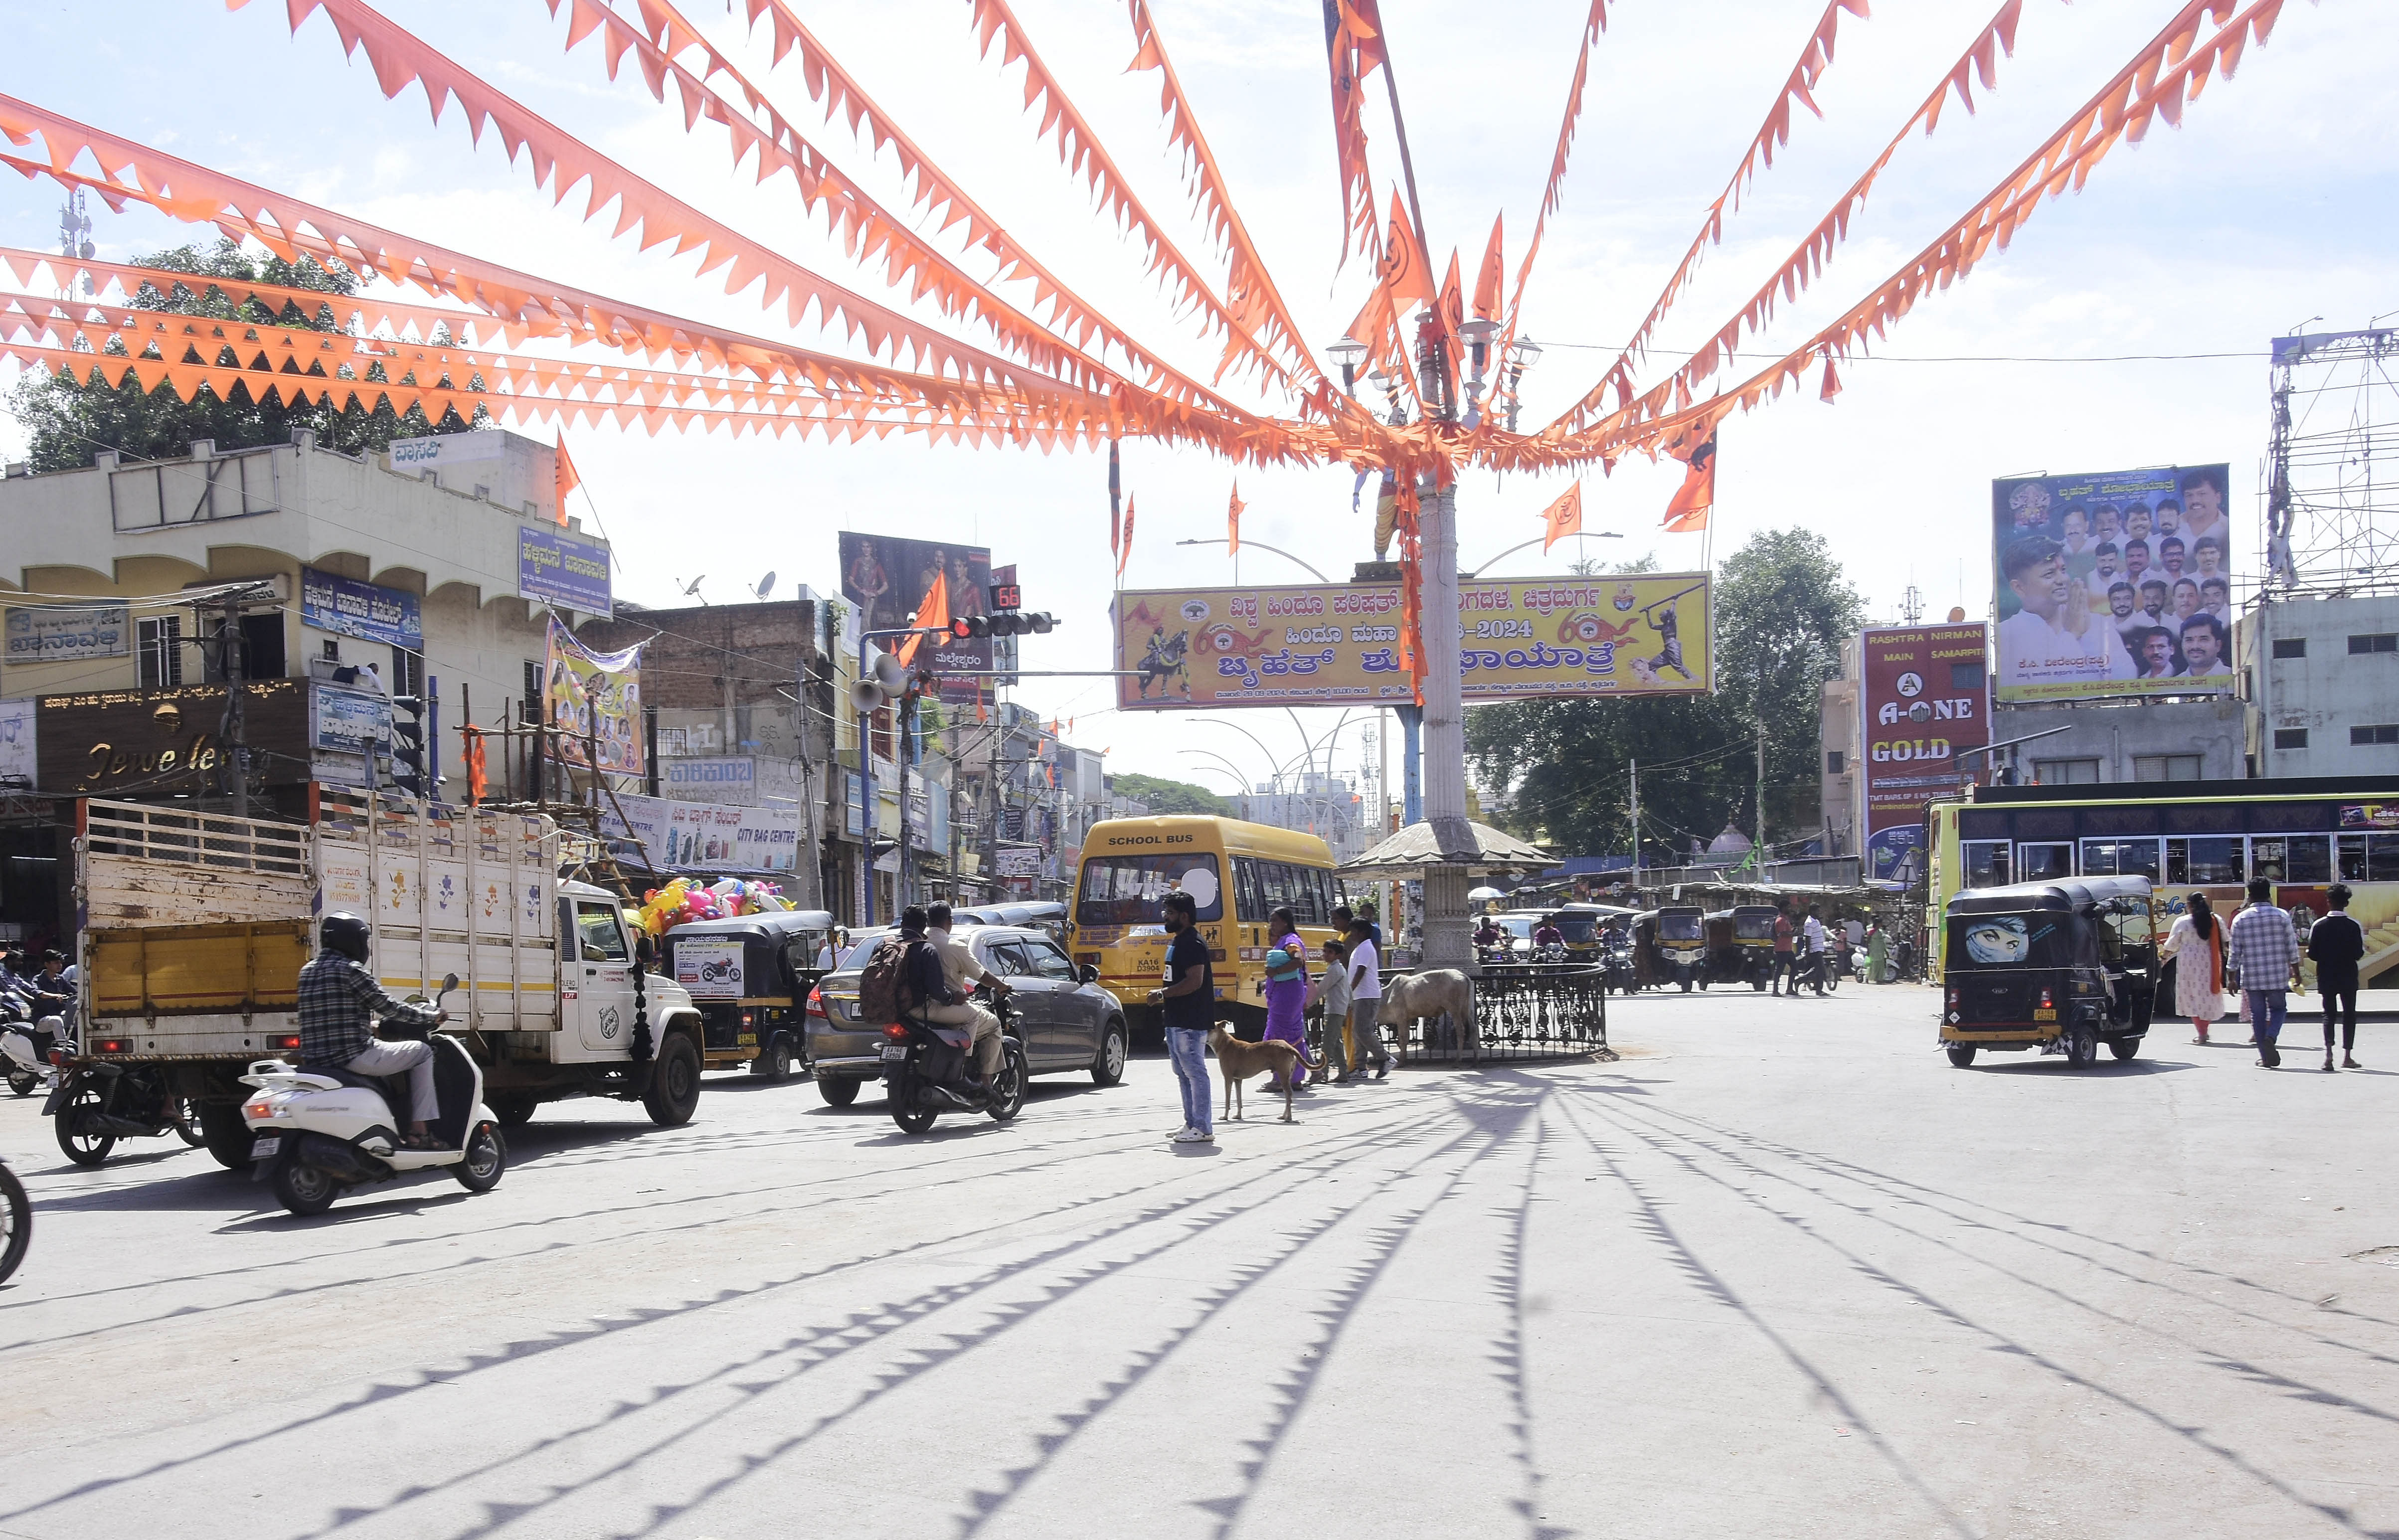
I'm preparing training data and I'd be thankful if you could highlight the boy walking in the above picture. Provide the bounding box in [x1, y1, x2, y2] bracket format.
[2307, 884, 2366, 1070]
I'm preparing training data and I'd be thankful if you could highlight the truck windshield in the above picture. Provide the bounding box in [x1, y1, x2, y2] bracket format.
[1077, 854, 1225, 926]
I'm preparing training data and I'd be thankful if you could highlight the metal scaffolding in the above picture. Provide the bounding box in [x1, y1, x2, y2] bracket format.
[2266, 326, 2399, 597]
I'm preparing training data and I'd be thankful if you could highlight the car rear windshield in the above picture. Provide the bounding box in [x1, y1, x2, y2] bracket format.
[1946, 913, 2071, 970]
[1077, 854, 1225, 926]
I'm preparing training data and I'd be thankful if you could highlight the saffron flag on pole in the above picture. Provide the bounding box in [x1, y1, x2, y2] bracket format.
[1540, 482, 1583, 552]
[1662, 432, 1717, 532]
[1227, 479, 1244, 556]
[553, 432, 581, 526]
[1474, 213, 1504, 320]
[895, 571, 948, 668]
[1118, 494, 1137, 578]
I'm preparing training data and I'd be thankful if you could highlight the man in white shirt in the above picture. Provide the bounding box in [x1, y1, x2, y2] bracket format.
[2180, 613, 2232, 680]
[1996, 536, 2138, 691]
[2202, 576, 2233, 627]
[924, 902, 1012, 1084]
[2180, 467, 2229, 545]
[2084, 542, 2125, 605]
[1336, 918, 1393, 1082]
[1801, 908, 1829, 997]
[2119, 504, 2156, 570]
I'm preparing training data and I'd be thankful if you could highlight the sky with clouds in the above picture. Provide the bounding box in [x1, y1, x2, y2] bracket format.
[3, 0, 2391, 806]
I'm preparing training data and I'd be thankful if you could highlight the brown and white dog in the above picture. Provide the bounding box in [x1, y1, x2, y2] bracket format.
[1206, 1025, 1310, 1124]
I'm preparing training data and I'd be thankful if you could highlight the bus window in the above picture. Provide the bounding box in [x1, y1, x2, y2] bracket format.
[2080, 839, 2159, 880]
[2338, 834, 2369, 881]
[2017, 843, 2072, 881]
[2250, 839, 2286, 882]
[1077, 854, 1226, 926]
[1962, 841, 2010, 889]
[1232, 856, 1264, 923]
[2284, 835, 2331, 883]
[2166, 837, 2242, 885]
[2371, 835, 2399, 882]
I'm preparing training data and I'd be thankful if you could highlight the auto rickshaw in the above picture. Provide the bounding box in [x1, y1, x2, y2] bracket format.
[1718, 904, 1780, 990]
[1547, 903, 1635, 967]
[1940, 876, 2156, 1069]
[657, 909, 838, 1080]
[1652, 904, 1709, 991]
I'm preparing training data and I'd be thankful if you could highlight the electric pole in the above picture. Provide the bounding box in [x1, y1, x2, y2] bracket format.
[1755, 719, 1767, 876]
[1628, 758, 1640, 885]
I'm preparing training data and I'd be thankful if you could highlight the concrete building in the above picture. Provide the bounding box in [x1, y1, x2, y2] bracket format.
[1237, 773, 1375, 865]
[2236, 595, 2399, 778]
[1987, 698, 2247, 785]
[1819, 669, 1861, 856]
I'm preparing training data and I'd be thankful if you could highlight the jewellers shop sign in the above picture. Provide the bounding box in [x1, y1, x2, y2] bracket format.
[38, 681, 310, 794]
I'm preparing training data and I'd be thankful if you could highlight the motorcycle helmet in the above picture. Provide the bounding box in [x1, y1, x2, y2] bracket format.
[321, 912, 372, 963]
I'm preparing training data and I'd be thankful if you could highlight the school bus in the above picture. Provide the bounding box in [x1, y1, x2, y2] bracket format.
[1925, 776, 2399, 986]
[1068, 816, 1343, 1039]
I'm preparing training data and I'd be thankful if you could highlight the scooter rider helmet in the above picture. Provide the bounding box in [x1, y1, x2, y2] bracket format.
[321, 912, 372, 964]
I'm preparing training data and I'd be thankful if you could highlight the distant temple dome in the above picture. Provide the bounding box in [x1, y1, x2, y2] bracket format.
[1706, 823, 1754, 859]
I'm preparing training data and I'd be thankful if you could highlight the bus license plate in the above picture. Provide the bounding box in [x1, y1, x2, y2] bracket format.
[880, 1044, 905, 1062]
[2034, 1009, 2057, 1021]
[250, 1136, 282, 1161]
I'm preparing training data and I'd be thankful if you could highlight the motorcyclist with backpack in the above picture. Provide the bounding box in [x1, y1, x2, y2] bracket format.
[922, 902, 1012, 1086]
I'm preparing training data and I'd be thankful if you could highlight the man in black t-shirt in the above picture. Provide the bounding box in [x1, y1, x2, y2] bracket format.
[1148, 890, 1215, 1143]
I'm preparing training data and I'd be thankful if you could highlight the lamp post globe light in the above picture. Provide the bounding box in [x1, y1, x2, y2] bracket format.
[1324, 313, 1541, 972]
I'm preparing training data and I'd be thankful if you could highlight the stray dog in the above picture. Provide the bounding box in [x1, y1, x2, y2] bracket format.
[1207, 1025, 1308, 1123]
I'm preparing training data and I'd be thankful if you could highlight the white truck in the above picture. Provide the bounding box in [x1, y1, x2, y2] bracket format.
[73, 788, 705, 1169]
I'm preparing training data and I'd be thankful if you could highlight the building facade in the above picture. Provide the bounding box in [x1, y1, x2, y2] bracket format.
[2236, 596, 2399, 778]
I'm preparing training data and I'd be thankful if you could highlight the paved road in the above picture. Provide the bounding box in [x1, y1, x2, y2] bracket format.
[2, 986, 2394, 1539]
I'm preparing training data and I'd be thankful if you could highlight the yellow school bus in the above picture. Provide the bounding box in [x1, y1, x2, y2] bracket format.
[1069, 816, 1342, 1039]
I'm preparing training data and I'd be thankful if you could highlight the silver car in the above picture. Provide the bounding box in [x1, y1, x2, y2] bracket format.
[805, 925, 1129, 1106]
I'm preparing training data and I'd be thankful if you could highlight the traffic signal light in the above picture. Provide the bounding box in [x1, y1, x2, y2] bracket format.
[390, 693, 430, 799]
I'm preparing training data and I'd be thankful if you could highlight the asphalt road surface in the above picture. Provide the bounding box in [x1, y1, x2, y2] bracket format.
[3, 985, 2394, 1539]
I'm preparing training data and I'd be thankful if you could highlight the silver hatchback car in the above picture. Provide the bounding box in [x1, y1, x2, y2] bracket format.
[805, 925, 1130, 1106]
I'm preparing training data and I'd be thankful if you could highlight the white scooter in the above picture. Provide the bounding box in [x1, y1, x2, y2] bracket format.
[238, 973, 507, 1216]
[1, 1015, 69, 1098]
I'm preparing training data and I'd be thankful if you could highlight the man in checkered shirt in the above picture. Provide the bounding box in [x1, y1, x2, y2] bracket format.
[299, 913, 447, 1147]
[2227, 878, 2301, 1069]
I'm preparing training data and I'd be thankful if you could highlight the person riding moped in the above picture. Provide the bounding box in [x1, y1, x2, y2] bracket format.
[922, 902, 1012, 1088]
[297, 913, 449, 1150]
[1474, 915, 1504, 956]
[1532, 917, 1565, 954]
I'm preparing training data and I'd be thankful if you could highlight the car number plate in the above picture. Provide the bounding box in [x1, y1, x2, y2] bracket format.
[250, 1136, 282, 1161]
[880, 1043, 906, 1062]
[2034, 1009, 2057, 1021]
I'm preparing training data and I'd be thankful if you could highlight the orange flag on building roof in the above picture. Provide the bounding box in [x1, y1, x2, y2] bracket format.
[1540, 482, 1583, 552]
[552, 432, 581, 526]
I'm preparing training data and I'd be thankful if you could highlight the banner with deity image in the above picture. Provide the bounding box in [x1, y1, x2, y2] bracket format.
[544, 618, 645, 775]
[1991, 463, 2233, 703]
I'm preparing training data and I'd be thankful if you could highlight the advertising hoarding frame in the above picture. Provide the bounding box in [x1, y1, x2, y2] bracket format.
[1858, 623, 1990, 886]
[837, 531, 992, 704]
[1112, 573, 1714, 710]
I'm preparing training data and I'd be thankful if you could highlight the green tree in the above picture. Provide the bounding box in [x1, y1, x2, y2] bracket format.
[1106, 771, 1236, 819]
[5, 238, 468, 472]
[1466, 529, 1863, 864]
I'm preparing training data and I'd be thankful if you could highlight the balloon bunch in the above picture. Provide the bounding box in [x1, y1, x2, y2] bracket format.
[636, 876, 797, 934]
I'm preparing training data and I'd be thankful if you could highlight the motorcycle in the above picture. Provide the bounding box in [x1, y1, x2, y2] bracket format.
[0, 1156, 25, 1285]
[1534, 940, 1569, 966]
[45, 1052, 204, 1167]
[2, 1012, 69, 1098]
[880, 985, 1028, 1135]
[237, 973, 507, 1217]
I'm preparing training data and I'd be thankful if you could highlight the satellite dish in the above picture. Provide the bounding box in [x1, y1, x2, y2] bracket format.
[678, 575, 707, 605]
[753, 571, 777, 602]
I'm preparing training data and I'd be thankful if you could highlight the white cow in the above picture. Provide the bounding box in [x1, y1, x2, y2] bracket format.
[1377, 969, 1478, 1060]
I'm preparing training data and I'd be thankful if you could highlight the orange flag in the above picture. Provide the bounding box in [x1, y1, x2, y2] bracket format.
[1474, 214, 1505, 320]
[1118, 494, 1137, 577]
[1376, 189, 1437, 309]
[1227, 479, 1244, 556]
[1662, 432, 1717, 532]
[464, 726, 488, 807]
[895, 570, 949, 668]
[552, 432, 581, 526]
[1541, 482, 1583, 552]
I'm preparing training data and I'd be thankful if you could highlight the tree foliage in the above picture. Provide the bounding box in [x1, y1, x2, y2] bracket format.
[5, 238, 469, 472]
[1106, 771, 1236, 819]
[1467, 529, 1864, 863]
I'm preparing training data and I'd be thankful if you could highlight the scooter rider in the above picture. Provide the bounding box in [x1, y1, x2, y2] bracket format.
[922, 902, 1011, 1086]
[297, 913, 449, 1149]
[1532, 918, 1565, 952]
[1474, 916, 1504, 956]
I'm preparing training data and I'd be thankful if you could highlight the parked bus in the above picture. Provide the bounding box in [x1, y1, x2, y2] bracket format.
[1069, 816, 1342, 1040]
[1925, 776, 2399, 986]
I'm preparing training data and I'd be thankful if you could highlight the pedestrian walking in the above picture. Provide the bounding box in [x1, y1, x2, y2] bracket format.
[1771, 903, 1797, 996]
[2307, 884, 2365, 1071]
[2227, 878, 2302, 1068]
[1801, 907, 1829, 997]
[1866, 924, 1888, 985]
[1306, 936, 1351, 1086]
[1261, 906, 1310, 1094]
[1146, 890, 1216, 1143]
[2160, 893, 2228, 1045]
[1335, 917, 1394, 1082]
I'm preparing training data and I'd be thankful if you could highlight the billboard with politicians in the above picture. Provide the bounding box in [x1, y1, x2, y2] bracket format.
[1113, 574, 1713, 709]
[1991, 463, 2233, 703]
[1859, 624, 1990, 887]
